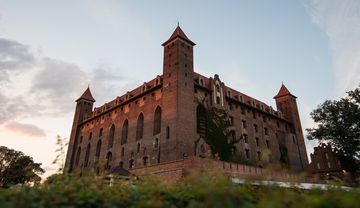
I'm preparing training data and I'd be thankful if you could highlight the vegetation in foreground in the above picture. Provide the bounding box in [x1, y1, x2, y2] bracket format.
[0, 170, 359, 208]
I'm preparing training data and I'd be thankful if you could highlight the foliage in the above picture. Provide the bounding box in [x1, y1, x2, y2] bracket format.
[306, 85, 360, 173]
[198, 104, 240, 161]
[0, 172, 359, 207]
[0, 146, 44, 188]
[52, 135, 68, 173]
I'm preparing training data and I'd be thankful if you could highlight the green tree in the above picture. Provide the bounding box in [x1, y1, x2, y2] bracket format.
[306, 86, 360, 174]
[0, 146, 44, 188]
[52, 135, 68, 173]
[198, 104, 240, 161]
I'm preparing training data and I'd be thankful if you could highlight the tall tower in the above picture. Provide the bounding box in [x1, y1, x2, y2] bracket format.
[274, 84, 308, 171]
[65, 87, 95, 172]
[161, 25, 197, 160]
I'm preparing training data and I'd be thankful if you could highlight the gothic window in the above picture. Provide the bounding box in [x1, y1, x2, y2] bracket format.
[255, 137, 259, 146]
[105, 152, 112, 170]
[121, 119, 128, 145]
[143, 156, 148, 166]
[266, 140, 270, 149]
[108, 124, 115, 148]
[257, 151, 261, 161]
[216, 84, 220, 92]
[136, 113, 144, 140]
[89, 132, 92, 141]
[99, 128, 103, 137]
[84, 143, 91, 167]
[245, 149, 250, 159]
[129, 159, 135, 169]
[137, 143, 141, 153]
[241, 120, 247, 129]
[196, 105, 206, 136]
[95, 140, 101, 160]
[264, 127, 268, 135]
[253, 124, 258, 133]
[154, 138, 159, 148]
[75, 147, 81, 167]
[153, 107, 162, 135]
[121, 147, 125, 157]
[166, 126, 170, 139]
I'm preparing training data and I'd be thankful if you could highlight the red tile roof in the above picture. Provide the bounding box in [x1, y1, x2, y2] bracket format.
[162, 26, 196, 46]
[76, 87, 95, 102]
[274, 84, 296, 99]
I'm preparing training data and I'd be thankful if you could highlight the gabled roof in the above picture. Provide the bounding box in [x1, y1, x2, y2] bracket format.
[162, 25, 196, 46]
[274, 84, 297, 99]
[76, 87, 95, 102]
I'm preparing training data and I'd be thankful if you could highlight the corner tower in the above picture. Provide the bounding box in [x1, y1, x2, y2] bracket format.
[65, 87, 95, 172]
[161, 25, 197, 160]
[274, 84, 308, 171]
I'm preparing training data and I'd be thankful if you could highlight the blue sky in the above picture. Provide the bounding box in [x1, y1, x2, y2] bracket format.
[0, 0, 359, 176]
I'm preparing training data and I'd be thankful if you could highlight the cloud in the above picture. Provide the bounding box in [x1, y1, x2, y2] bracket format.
[307, 0, 360, 96]
[5, 121, 46, 137]
[0, 38, 35, 82]
[0, 37, 137, 125]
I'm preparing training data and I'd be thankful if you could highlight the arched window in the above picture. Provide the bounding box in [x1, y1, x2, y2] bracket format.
[216, 84, 220, 92]
[89, 132, 92, 141]
[166, 126, 170, 139]
[108, 124, 115, 148]
[143, 156, 148, 166]
[119, 161, 124, 168]
[105, 152, 112, 170]
[129, 159, 134, 169]
[136, 113, 144, 140]
[137, 143, 141, 153]
[95, 140, 102, 160]
[99, 128, 103, 137]
[154, 138, 159, 148]
[84, 143, 91, 167]
[75, 147, 81, 167]
[121, 119, 128, 145]
[153, 106, 162, 135]
[121, 147, 125, 157]
[196, 105, 206, 136]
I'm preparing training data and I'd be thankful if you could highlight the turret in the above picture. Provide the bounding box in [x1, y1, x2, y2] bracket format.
[65, 86, 95, 172]
[274, 84, 308, 171]
[160, 25, 197, 160]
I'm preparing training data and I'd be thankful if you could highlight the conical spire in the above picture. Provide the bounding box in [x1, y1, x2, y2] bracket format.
[162, 25, 195, 46]
[274, 83, 296, 99]
[76, 86, 95, 102]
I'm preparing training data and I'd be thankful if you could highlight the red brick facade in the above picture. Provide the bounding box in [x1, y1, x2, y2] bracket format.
[65, 26, 308, 174]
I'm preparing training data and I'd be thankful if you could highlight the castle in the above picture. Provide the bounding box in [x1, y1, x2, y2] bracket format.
[64, 26, 308, 174]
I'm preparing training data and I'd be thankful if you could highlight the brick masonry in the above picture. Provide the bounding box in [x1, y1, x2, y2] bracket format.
[64, 26, 309, 175]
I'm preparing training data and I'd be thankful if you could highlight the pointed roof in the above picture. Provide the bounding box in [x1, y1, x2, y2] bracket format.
[274, 84, 297, 99]
[76, 86, 95, 102]
[162, 25, 196, 46]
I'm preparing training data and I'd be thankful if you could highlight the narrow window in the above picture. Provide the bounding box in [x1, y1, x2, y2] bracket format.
[75, 147, 81, 166]
[105, 152, 112, 170]
[143, 156, 148, 166]
[99, 128, 103, 137]
[137, 143, 141, 153]
[253, 124, 258, 133]
[264, 127, 268, 135]
[129, 159, 134, 169]
[108, 124, 115, 148]
[266, 140, 270, 149]
[121, 119, 128, 144]
[243, 134, 248, 143]
[136, 113, 144, 140]
[245, 149, 250, 159]
[241, 120, 246, 129]
[257, 151, 261, 161]
[153, 107, 162, 135]
[166, 126, 170, 139]
[255, 137, 259, 146]
[121, 147, 125, 157]
[84, 143, 91, 167]
[95, 140, 101, 160]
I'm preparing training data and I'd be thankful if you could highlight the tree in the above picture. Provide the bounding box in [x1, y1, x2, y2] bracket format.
[52, 135, 68, 173]
[306, 86, 360, 173]
[198, 104, 241, 162]
[0, 146, 44, 188]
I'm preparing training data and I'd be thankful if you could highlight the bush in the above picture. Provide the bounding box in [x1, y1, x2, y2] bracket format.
[0, 172, 358, 208]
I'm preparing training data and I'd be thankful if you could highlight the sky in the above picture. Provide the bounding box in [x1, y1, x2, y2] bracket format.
[0, 0, 359, 177]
